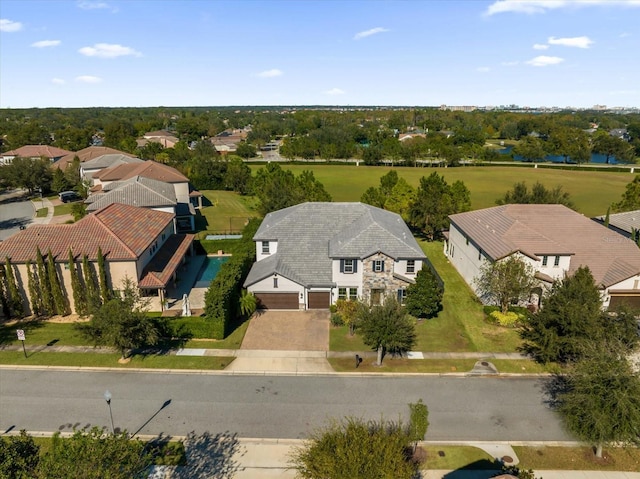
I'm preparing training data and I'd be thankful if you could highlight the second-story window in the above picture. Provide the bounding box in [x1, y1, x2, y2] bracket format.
[273, 277, 278, 288]
[542, 255, 548, 266]
[373, 260, 385, 273]
[406, 260, 415, 274]
[554, 255, 560, 267]
[262, 241, 270, 254]
[342, 259, 355, 274]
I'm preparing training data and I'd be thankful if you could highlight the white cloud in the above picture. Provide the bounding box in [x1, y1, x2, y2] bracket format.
[353, 27, 389, 40]
[77, 1, 109, 10]
[51, 78, 66, 85]
[526, 55, 565, 67]
[548, 36, 594, 48]
[256, 69, 283, 78]
[32, 40, 61, 48]
[533, 43, 549, 50]
[324, 88, 346, 96]
[486, 0, 640, 16]
[75, 75, 102, 83]
[476, 67, 490, 72]
[79, 43, 141, 58]
[0, 19, 23, 32]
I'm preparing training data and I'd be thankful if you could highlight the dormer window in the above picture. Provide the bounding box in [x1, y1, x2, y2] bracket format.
[262, 241, 270, 254]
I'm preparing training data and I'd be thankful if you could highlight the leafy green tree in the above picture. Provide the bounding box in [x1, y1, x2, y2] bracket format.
[36, 427, 153, 479]
[289, 417, 417, 479]
[0, 430, 40, 479]
[408, 399, 429, 453]
[612, 175, 640, 212]
[76, 278, 159, 359]
[521, 267, 639, 364]
[408, 172, 469, 240]
[513, 136, 546, 162]
[496, 181, 574, 209]
[450, 180, 471, 213]
[335, 299, 360, 336]
[4, 257, 24, 318]
[239, 289, 257, 318]
[405, 266, 443, 319]
[47, 249, 69, 316]
[360, 186, 386, 208]
[83, 255, 102, 313]
[384, 178, 416, 221]
[474, 256, 537, 314]
[235, 141, 257, 159]
[97, 247, 111, 304]
[295, 170, 332, 202]
[26, 260, 43, 317]
[379, 170, 399, 194]
[36, 247, 54, 316]
[557, 346, 640, 458]
[0, 264, 9, 318]
[357, 297, 416, 366]
[0, 157, 53, 193]
[51, 168, 70, 193]
[224, 156, 252, 194]
[592, 130, 634, 164]
[68, 250, 88, 316]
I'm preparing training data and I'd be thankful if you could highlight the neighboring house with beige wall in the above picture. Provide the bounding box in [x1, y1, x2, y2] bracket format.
[446, 204, 640, 310]
[1, 145, 73, 165]
[0, 203, 195, 315]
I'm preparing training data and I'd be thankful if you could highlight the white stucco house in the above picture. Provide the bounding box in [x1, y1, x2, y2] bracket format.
[243, 202, 428, 310]
[445, 204, 640, 310]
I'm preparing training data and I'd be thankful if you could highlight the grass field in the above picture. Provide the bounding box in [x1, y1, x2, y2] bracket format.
[195, 190, 258, 237]
[514, 446, 640, 471]
[249, 164, 633, 217]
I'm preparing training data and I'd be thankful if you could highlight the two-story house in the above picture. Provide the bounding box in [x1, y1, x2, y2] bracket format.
[243, 202, 427, 310]
[0, 203, 195, 314]
[446, 204, 640, 310]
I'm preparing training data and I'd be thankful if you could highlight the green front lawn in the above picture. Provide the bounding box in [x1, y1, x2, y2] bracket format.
[514, 446, 640, 471]
[0, 351, 234, 369]
[421, 446, 495, 470]
[1, 320, 88, 347]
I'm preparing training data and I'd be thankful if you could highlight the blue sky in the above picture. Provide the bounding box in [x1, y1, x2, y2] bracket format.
[1, 0, 639, 108]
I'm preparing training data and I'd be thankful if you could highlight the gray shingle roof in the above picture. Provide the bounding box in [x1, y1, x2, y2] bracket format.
[450, 204, 640, 288]
[86, 176, 176, 211]
[245, 202, 425, 288]
[595, 210, 640, 236]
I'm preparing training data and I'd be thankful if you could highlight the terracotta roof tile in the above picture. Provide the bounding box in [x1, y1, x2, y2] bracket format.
[93, 160, 188, 183]
[0, 204, 174, 263]
[3, 145, 72, 159]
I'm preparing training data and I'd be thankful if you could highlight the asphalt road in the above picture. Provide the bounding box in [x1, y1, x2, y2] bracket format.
[0, 189, 34, 241]
[0, 369, 572, 441]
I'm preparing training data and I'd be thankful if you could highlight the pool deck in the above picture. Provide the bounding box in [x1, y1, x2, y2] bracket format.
[148, 254, 210, 314]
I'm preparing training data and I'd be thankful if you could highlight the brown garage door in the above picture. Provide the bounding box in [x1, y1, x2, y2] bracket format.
[609, 294, 640, 310]
[308, 292, 330, 309]
[255, 293, 299, 310]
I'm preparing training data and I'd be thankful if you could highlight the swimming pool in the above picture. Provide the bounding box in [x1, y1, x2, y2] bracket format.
[195, 256, 230, 286]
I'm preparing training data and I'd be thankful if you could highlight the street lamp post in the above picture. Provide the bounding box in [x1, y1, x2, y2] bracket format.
[104, 390, 115, 434]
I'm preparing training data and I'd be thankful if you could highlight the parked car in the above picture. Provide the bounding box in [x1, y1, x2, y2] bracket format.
[58, 191, 81, 203]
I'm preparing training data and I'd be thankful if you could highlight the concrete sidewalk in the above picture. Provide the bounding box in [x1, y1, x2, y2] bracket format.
[144, 437, 640, 479]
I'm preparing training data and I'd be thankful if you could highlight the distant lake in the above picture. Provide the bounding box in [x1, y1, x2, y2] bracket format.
[498, 145, 627, 165]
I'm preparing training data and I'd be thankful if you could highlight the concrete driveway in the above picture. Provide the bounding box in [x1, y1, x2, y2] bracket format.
[241, 310, 330, 351]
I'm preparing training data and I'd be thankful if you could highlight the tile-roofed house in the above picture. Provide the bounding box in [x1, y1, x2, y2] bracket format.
[137, 130, 179, 148]
[446, 204, 640, 310]
[0, 203, 194, 314]
[594, 210, 640, 240]
[53, 146, 135, 171]
[1, 145, 73, 165]
[86, 176, 177, 212]
[244, 202, 428, 310]
[85, 175, 195, 232]
[91, 159, 201, 210]
[80, 154, 143, 180]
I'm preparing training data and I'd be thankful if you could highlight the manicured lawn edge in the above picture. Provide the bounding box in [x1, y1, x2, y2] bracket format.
[513, 445, 640, 471]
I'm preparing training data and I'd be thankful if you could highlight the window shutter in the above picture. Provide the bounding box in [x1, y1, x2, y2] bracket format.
[353, 260, 358, 273]
[397, 289, 402, 301]
[381, 261, 385, 272]
[340, 259, 344, 273]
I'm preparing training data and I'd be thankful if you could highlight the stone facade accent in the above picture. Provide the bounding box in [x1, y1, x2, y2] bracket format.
[362, 253, 411, 304]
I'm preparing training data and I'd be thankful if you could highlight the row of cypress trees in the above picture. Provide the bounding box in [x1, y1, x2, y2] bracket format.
[0, 247, 111, 319]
